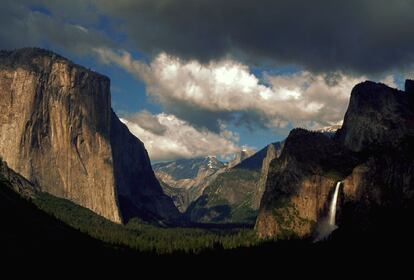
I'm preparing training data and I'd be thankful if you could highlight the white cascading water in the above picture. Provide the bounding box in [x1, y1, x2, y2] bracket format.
[314, 181, 342, 242]
[328, 181, 341, 226]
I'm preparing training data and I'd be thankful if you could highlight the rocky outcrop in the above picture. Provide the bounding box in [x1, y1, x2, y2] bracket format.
[0, 159, 38, 199]
[234, 143, 282, 171]
[227, 149, 255, 169]
[256, 129, 356, 238]
[337, 81, 414, 152]
[0, 48, 179, 223]
[252, 142, 282, 209]
[256, 80, 414, 239]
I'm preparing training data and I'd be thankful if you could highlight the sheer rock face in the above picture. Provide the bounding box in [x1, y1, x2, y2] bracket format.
[256, 81, 414, 239]
[406, 79, 414, 95]
[256, 175, 336, 238]
[337, 81, 414, 153]
[110, 113, 180, 222]
[255, 129, 356, 238]
[252, 143, 280, 209]
[0, 48, 179, 223]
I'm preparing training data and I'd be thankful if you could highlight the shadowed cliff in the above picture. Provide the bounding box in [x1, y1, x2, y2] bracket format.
[256, 80, 414, 239]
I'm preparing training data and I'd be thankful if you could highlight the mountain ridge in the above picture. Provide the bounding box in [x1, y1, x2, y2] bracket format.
[153, 156, 226, 212]
[186, 142, 283, 224]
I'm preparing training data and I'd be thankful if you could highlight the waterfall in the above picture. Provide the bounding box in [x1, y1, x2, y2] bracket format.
[328, 181, 341, 226]
[314, 181, 342, 242]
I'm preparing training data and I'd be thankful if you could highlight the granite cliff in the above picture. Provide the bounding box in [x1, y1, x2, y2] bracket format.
[256, 80, 414, 239]
[0, 48, 179, 223]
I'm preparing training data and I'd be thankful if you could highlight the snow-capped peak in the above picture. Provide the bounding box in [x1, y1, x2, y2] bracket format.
[207, 156, 215, 168]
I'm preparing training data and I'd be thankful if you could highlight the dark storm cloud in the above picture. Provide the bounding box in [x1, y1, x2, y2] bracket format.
[3, 1, 413, 74]
[0, 0, 112, 55]
[96, 0, 414, 74]
[1, 0, 410, 136]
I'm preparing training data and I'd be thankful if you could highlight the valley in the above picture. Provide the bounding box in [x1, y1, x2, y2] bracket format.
[0, 48, 413, 259]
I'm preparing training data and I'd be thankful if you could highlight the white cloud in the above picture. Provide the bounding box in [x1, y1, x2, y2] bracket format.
[121, 112, 240, 162]
[380, 75, 397, 88]
[125, 110, 167, 135]
[73, 24, 88, 33]
[95, 48, 398, 131]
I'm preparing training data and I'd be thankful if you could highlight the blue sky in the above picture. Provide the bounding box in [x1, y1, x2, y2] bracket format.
[1, 0, 412, 162]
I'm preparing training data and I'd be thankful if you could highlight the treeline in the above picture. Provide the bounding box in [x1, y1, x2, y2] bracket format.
[33, 193, 261, 255]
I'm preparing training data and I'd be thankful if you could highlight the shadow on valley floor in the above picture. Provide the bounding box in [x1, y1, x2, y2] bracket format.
[184, 222, 253, 229]
[0, 175, 127, 259]
[1, 176, 413, 269]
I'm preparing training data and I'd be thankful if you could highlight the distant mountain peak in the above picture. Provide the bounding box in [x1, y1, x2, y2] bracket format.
[234, 142, 283, 171]
[153, 156, 226, 212]
[207, 156, 217, 169]
[153, 157, 225, 181]
[227, 148, 256, 169]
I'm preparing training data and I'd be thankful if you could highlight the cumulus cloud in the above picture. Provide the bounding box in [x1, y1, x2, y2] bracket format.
[121, 112, 240, 162]
[94, 0, 414, 75]
[96, 48, 388, 132]
[124, 110, 167, 135]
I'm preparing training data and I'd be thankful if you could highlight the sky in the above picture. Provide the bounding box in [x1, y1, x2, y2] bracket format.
[1, 0, 413, 162]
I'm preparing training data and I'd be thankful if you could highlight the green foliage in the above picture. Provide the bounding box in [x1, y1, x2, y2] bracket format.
[218, 169, 261, 181]
[187, 168, 260, 224]
[269, 199, 313, 240]
[33, 192, 261, 254]
[0, 178, 117, 257]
